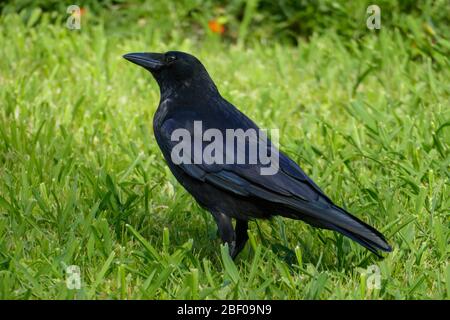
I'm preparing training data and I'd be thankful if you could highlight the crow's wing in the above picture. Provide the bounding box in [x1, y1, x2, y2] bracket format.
[158, 111, 329, 205]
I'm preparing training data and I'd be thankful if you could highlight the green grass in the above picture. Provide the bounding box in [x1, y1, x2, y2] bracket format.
[0, 11, 449, 299]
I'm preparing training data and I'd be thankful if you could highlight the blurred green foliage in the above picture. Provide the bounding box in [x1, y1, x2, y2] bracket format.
[0, 0, 450, 68]
[2, 0, 449, 42]
[1, 0, 449, 69]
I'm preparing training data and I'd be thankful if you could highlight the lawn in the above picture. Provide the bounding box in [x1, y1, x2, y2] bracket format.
[0, 4, 449, 299]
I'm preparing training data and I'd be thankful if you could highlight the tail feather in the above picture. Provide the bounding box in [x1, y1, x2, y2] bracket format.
[280, 200, 392, 254]
[328, 220, 391, 256]
[328, 205, 392, 253]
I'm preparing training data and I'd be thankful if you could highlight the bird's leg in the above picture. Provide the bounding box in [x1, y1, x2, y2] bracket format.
[211, 211, 236, 255]
[231, 219, 249, 259]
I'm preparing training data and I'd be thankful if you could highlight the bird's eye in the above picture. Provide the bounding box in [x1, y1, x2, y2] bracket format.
[166, 55, 177, 63]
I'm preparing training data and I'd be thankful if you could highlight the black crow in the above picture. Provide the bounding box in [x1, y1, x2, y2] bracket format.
[123, 51, 392, 259]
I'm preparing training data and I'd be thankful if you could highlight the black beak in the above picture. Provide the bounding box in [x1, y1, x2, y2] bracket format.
[123, 52, 165, 71]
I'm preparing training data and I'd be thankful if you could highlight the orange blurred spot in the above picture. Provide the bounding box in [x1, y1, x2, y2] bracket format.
[72, 7, 86, 17]
[208, 20, 224, 34]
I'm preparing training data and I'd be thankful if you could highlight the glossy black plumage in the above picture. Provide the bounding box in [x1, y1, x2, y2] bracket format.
[123, 51, 392, 258]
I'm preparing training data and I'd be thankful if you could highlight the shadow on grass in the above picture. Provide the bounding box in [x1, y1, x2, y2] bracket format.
[129, 202, 384, 275]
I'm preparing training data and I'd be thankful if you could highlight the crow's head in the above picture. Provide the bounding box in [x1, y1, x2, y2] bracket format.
[123, 51, 217, 97]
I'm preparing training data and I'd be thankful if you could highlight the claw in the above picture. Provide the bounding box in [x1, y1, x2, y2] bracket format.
[229, 240, 237, 259]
